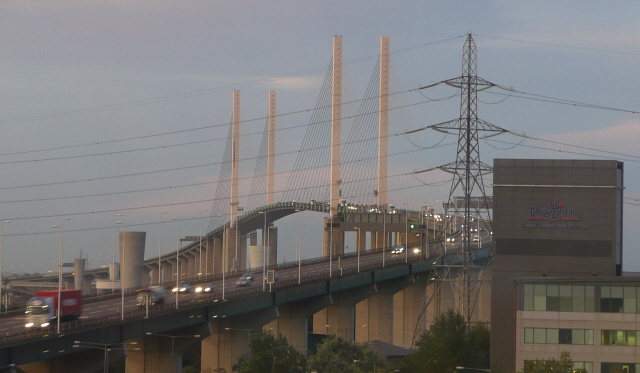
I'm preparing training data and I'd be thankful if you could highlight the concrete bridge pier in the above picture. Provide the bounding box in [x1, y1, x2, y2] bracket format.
[313, 284, 378, 340]
[323, 218, 345, 258]
[142, 266, 151, 286]
[160, 261, 172, 284]
[210, 235, 223, 276]
[147, 262, 160, 283]
[264, 294, 333, 352]
[201, 308, 279, 373]
[184, 252, 196, 278]
[392, 275, 429, 346]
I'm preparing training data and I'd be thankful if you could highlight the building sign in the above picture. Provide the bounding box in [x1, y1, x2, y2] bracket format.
[522, 199, 588, 229]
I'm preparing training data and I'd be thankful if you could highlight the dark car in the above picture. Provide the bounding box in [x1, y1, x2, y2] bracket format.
[172, 282, 191, 293]
[194, 283, 215, 295]
[239, 272, 255, 281]
[236, 278, 251, 287]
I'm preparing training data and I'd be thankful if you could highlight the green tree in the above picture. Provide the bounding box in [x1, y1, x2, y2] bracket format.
[232, 330, 306, 373]
[521, 352, 573, 373]
[399, 309, 490, 373]
[307, 334, 385, 373]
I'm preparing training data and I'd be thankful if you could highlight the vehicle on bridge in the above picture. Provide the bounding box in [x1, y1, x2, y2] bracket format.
[136, 286, 166, 306]
[391, 245, 405, 256]
[239, 272, 255, 282]
[25, 289, 82, 328]
[194, 283, 215, 296]
[236, 278, 251, 287]
[172, 282, 192, 293]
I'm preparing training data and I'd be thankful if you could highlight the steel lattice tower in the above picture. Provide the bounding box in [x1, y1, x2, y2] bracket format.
[415, 34, 508, 335]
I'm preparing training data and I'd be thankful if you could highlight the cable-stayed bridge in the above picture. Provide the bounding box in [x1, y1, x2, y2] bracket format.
[0, 35, 497, 373]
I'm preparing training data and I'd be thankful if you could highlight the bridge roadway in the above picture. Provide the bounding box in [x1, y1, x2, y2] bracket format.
[0, 244, 490, 371]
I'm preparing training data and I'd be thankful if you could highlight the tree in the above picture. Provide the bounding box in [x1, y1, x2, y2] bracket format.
[521, 352, 573, 373]
[232, 330, 306, 373]
[307, 334, 385, 373]
[399, 309, 490, 373]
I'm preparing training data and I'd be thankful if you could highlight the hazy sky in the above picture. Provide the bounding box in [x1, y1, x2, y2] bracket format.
[1, 1, 639, 275]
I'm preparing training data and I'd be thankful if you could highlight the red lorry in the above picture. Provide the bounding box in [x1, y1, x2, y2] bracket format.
[25, 289, 83, 328]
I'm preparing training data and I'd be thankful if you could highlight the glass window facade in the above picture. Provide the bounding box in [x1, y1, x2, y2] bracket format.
[524, 328, 593, 345]
[523, 284, 595, 312]
[600, 286, 640, 313]
[602, 330, 638, 346]
[524, 361, 593, 373]
[601, 363, 640, 373]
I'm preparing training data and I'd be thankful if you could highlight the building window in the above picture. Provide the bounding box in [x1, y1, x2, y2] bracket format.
[573, 361, 593, 373]
[602, 330, 637, 346]
[523, 284, 594, 312]
[524, 361, 593, 373]
[601, 363, 640, 373]
[600, 286, 639, 313]
[525, 328, 593, 345]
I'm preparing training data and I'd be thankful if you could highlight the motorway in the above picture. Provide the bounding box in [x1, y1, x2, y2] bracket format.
[0, 225, 492, 344]
[0, 247, 426, 340]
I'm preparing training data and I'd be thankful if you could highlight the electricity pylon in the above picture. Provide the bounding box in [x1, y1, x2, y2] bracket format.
[412, 33, 509, 342]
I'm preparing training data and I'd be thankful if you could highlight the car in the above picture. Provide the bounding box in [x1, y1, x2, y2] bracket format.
[446, 237, 455, 242]
[236, 278, 251, 287]
[239, 272, 255, 281]
[391, 245, 405, 255]
[172, 282, 191, 293]
[194, 283, 215, 295]
[472, 235, 480, 243]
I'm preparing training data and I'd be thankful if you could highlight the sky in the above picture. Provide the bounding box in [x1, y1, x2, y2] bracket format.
[0, 1, 639, 275]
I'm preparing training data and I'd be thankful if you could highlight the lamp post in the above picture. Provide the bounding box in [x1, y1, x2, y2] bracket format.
[382, 207, 386, 268]
[145, 332, 200, 373]
[171, 217, 180, 309]
[260, 211, 266, 291]
[329, 214, 333, 278]
[354, 359, 376, 373]
[112, 214, 122, 292]
[355, 227, 361, 272]
[73, 341, 138, 373]
[159, 211, 167, 284]
[200, 209, 208, 278]
[120, 223, 127, 320]
[295, 209, 301, 284]
[52, 216, 70, 334]
[0, 220, 9, 315]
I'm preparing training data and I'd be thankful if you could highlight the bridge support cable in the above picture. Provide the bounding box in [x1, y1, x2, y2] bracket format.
[413, 33, 505, 338]
[339, 60, 380, 206]
[281, 60, 334, 204]
[246, 116, 269, 212]
[208, 120, 233, 233]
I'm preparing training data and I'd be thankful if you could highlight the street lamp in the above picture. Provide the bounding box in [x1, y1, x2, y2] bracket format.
[0, 220, 9, 315]
[145, 332, 200, 373]
[159, 211, 167, 285]
[113, 214, 122, 292]
[171, 217, 180, 309]
[73, 341, 138, 373]
[295, 209, 301, 284]
[354, 359, 376, 372]
[120, 222, 127, 321]
[355, 227, 361, 272]
[52, 216, 70, 334]
[200, 209, 208, 278]
[259, 211, 267, 291]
